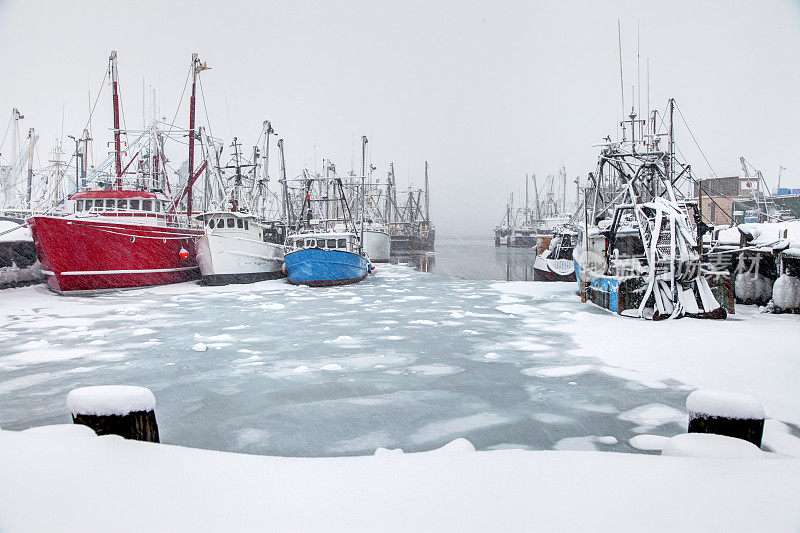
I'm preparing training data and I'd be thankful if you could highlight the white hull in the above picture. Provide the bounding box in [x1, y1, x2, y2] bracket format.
[197, 233, 284, 280]
[363, 227, 390, 262]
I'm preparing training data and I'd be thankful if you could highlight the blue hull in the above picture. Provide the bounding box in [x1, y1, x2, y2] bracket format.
[284, 248, 370, 286]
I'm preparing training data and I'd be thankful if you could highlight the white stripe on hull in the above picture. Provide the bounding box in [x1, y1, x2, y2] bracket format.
[55, 266, 199, 276]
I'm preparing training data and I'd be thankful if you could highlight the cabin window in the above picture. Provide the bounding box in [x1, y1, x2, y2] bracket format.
[327, 239, 338, 249]
[103, 199, 112, 209]
[130, 199, 140, 210]
[207, 219, 214, 228]
[117, 199, 128, 210]
[76, 200, 84, 211]
[294, 239, 303, 248]
[237, 219, 244, 229]
[306, 239, 316, 248]
[338, 238, 346, 249]
[154, 201, 161, 212]
[142, 199, 152, 211]
[227, 218, 235, 228]
[244, 220, 249, 230]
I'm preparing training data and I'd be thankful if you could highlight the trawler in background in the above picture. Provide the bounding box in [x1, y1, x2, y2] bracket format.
[494, 168, 574, 250]
[27, 51, 209, 293]
[387, 161, 435, 252]
[0, 108, 70, 288]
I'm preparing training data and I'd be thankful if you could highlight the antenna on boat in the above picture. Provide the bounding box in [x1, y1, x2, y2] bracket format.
[637, 20, 641, 130]
[646, 58, 651, 143]
[617, 20, 626, 143]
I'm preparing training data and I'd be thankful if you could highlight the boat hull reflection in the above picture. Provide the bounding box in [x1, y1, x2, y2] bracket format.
[390, 252, 435, 273]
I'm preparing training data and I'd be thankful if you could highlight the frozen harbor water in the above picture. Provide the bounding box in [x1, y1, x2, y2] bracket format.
[1, 238, 797, 457]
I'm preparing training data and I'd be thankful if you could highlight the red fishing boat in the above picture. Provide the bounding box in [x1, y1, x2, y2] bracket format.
[29, 51, 209, 293]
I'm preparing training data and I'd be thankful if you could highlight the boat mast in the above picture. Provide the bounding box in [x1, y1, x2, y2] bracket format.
[187, 53, 199, 217]
[524, 173, 529, 226]
[424, 161, 430, 223]
[278, 138, 290, 230]
[26, 128, 36, 210]
[360, 135, 367, 247]
[110, 51, 123, 188]
[668, 97, 675, 183]
[11, 108, 22, 175]
[532, 173, 541, 221]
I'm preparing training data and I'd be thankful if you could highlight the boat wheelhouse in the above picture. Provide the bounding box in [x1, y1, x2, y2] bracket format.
[29, 188, 202, 293]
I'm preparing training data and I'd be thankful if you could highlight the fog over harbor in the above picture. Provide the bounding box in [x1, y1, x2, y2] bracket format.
[0, 0, 798, 235]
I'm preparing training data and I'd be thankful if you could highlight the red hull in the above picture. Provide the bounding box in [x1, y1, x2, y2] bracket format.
[28, 216, 202, 293]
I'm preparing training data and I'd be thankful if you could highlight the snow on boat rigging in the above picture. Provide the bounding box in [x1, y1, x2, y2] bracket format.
[28, 51, 210, 294]
[576, 100, 731, 320]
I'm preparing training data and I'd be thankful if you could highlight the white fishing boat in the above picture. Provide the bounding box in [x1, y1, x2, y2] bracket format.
[362, 223, 390, 262]
[195, 127, 286, 285]
[196, 211, 284, 284]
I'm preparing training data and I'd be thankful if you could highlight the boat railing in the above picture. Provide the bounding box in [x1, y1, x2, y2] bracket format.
[78, 207, 202, 228]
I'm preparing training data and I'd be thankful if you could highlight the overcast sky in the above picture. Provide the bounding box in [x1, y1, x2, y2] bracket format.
[1, 0, 798, 235]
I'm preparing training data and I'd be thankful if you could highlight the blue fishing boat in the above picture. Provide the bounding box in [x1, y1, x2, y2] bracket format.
[284, 232, 372, 286]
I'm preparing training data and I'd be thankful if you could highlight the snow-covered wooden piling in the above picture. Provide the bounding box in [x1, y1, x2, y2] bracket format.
[686, 390, 765, 448]
[67, 386, 159, 443]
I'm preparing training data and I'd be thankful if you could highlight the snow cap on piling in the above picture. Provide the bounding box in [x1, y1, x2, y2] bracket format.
[686, 390, 765, 420]
[67, 386, 156, 417]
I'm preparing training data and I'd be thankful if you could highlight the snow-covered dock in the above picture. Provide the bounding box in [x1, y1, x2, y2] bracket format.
[1, 427, 799, 532]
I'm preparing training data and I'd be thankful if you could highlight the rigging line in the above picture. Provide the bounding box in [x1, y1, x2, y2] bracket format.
[675, 103, 717, 177]
[166, 63, 192, 142]
[0, 114, 12, 157]
[197, 75, 214, 140]
[81, 67, 109, 141]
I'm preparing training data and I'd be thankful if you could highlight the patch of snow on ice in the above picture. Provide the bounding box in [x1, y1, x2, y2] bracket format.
[619, 404, 685, 428]
[629, 434, 670, 451]
[407, 364, 464, 377]
[522, 364, 595, 378]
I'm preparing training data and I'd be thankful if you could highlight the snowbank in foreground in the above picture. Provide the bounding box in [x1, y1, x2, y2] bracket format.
[491, 281, 800, 426]
[0, 429, 798, 533]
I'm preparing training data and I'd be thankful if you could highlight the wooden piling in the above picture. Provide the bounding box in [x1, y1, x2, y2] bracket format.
[67, 385, 160, 443]
[686, 390, 764, 448]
